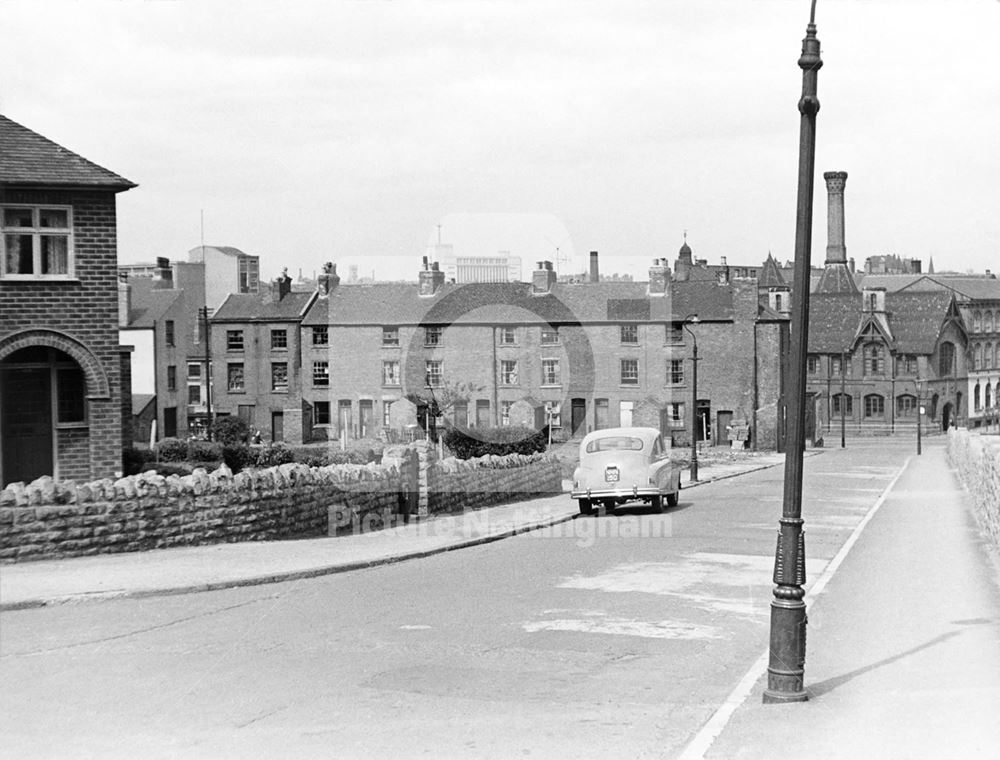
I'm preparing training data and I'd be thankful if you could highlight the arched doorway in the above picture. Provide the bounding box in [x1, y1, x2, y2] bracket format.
[941, 402, 953, 432]
[1, 346, 87, 485]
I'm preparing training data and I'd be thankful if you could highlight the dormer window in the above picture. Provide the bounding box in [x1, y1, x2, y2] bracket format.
[1, 206, 74, 279]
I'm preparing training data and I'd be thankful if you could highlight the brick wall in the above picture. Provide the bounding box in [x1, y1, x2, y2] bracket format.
[0, 447, 563, 562]
[946, 429, 1000, 546]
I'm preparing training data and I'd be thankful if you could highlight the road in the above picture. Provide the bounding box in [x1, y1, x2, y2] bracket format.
[0, 439, 917, 759]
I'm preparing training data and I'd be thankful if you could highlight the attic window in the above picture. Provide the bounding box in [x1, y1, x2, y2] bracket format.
[1, 205, 74, 279]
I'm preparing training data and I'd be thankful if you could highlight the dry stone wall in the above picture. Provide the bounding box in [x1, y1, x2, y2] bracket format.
[947, 429, 1000, 546]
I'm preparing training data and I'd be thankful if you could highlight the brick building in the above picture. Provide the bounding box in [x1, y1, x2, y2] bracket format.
[209, 272, 316, 442]
[0, 114, 136, 485]
[294, 256, 789, 450]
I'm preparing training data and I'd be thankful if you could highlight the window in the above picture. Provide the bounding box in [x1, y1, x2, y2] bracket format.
[544, 401, 561, 428]
[383, 400, 393, 427]
[774, 294, 783, 312]
[227, 330, 244, 351]
[425, 360, 443, 387]
[312, 361, 329, 386]
[987, 343, 995, 370]
[238, 256, 259, 294]
[667, 323, 683, 344]
[620, 324, 639, 344]
[165, 320, 175, 347]
[541, 327, 559, 344]
[897, 394, 917, 416]
[668, 402, 685, 428]
[499, 326, 516, 345]
[166, 365, 177, 391]
[974, 384, 981, 411]
[973, 311, 982, 332]
[985, 311, 994, 333]
[424, 326, 442, 346]
[501, 400, 513, 426]
[939, 342, 955, 376]
[620, 358, 639, 385]
[1, 205, 73, 278]
[586, 435, 645, 453]
[863, 343, 885, 375]
[312, 326, 328, 345]
[188, 384, 201, 404]
[56, 366, 86, 423]
[807, 355, 820, 375]
[227, 363, 245, 392]
[986, 384, 993, 410]
[382, 326, 399, 346]
[500, 359, 518, 385]
[832, 393, 853, 416]
[271, 362, 288, 391]
[831, 355, 851, 377]
[382, 360, 400, 386]
[864, 394, 884, 418]
[541, 358, 560, 386]
[973, 344, 983, 371]
[271, 329, 287, 350]
[314, 401, 331, 425]
[896, 354, 918, 376]
[669, 359, 684, 384]
[188, 362, 201, 379]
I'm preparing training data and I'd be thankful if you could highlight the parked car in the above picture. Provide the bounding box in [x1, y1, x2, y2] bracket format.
[570, 427, 681, 514]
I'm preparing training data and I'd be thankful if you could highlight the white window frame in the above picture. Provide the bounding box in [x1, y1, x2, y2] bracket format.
[541, 358, 560, 386]
[1, 205, 75, 279]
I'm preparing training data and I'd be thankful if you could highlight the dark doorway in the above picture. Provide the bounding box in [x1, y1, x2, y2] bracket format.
[271, 411, 284, 442]
[163, 406, 178, 439]
[695, 400, 711, 442]
[942, 402, 953, 431]
[571, 398, 586, 436]
[1, 365, 53, 485]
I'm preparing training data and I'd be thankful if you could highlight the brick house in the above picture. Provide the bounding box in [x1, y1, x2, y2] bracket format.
[209, 272, 316, 442]
[0, 114, 136, 485]
[296, 257, 789, 449]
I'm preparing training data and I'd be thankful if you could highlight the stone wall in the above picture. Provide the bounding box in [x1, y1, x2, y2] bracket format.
[0, 446, 563, 562]
[946, 429, 1000, 546]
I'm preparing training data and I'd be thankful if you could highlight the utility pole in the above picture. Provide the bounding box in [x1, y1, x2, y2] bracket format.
[764, 0, 822, 704]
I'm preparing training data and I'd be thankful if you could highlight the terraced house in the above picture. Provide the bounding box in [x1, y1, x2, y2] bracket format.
[0, 114, 136, 486]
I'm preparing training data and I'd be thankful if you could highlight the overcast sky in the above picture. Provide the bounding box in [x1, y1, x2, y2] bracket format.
[2, 0, 997, 282]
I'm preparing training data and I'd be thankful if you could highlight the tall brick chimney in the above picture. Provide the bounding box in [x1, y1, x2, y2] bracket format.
[418, 257, 445, 296]
[824, 171, 849, 264]
[532, 261, 557, 294]
[648, 258, 671, 296]
[117, 272, 131, 326]
[589, 251, 600, 283]
[317, 262, 340, 297]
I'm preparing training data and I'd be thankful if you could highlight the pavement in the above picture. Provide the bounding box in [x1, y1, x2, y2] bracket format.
[0, 448, 787, 611]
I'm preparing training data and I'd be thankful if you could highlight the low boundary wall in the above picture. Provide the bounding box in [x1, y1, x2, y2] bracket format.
[0, 447, 562, 563]
[947, 428, 1000, 547]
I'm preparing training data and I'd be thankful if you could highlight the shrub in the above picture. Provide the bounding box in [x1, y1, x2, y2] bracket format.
[188, 440, 223, 462]
[212, 417, 250, 446]
[442, 425, 548, 460]
[123, 447, 155, 476]
[155, 437, 189, 462]
[222, 444, 252, 473]
[252, 443, 296, 468]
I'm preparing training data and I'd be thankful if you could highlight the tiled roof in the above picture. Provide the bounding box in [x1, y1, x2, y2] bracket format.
[0, 114, 136, 190]
[808, 290, 956, 354]
[132, 394, 155, 417]
[211, 291, 315, 322]
[758, 255, 786, 287]
[124, 280, 182, 328]
[814, 263, 860, 295]
[301, 280, 736, 326]
[898, 276, 1000, 301]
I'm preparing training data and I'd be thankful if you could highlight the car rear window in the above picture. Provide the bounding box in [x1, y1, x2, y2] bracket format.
[586, 436, 645, 453]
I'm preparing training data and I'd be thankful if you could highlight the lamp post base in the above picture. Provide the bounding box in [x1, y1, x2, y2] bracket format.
[763, 598, 808, 703]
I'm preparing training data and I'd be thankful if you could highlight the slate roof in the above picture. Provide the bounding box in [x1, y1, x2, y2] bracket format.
[808, 290, 957, 354]
[301, 280, 736, 326]
[758, 254, 786, 288]
[132, 393, 155, 417]
[123, 279, 182, 328]
[896, 275, 1000, 301]
[814, 263, 860, 295]
[212, 291, 316, 322]
[0, 114, 136, 190]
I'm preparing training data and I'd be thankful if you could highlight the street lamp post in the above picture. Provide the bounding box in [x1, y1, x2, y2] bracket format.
[916, 378, 924, 455]
[683, 315, 700, 482]
[764, 0, 822, 704]
[840, 349, 846, 449]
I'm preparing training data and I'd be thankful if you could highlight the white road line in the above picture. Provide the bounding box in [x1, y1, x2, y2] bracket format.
[677, 454, 914, 760]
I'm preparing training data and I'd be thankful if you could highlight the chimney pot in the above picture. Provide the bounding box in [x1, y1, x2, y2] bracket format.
[589, 251, 600, 283]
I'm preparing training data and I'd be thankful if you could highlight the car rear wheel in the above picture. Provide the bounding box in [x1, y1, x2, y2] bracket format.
[666, 490, 679, 508]
[578, 499, 594, 515]
[650, 495, 664, 513]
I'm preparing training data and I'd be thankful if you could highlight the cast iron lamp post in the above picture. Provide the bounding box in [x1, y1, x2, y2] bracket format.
[764, 0, 822, 704]
[915, 378, 924, 455]
[683, 314, 700, 482]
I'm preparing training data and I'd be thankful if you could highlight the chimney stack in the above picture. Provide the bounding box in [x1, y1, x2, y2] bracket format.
[589, 251, 600, 283]
[824, 171, 849, 264]
[532, 260, 557, 294]
[117, 272, 131, 326]
[648, 258, 671, 296]
[317, 261, 340, 297]
[419, 258, 445, 296]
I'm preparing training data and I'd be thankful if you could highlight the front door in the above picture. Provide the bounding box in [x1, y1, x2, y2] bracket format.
[271, 411, 284, 443]
[716, 410, 733, 446]
[1, 366, 53, 485]
[359, 400, 374, 438]
[571, 398, 586, 436]
[942, 402, 953, 431]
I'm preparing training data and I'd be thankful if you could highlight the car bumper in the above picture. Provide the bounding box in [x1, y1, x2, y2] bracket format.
[570, 485, 665, 500]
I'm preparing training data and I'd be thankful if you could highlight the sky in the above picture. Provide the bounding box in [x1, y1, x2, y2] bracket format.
[1, 0, 997, 283]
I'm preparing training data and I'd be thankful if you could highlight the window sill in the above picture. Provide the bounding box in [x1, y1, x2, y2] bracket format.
[55, 421, 89, 430]
[228, 389, 246, 394]
[0, 275, 80, 283]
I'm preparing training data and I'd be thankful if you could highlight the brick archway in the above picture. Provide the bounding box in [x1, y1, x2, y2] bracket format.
[0, 329, 110, 398]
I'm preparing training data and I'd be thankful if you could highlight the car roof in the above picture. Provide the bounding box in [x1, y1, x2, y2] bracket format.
[580, 427, 661, 446]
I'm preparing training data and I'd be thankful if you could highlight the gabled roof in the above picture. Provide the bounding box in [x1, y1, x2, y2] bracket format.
[132, 394, 155, 417]
[885, 291, 959, 353]
[124, 279, 182, 328]
[301, 280, 736, 327]
[188, 245, 255, 261]
[758, 254, 786, 287]
[814, 263, 860, 295]
[894, 275, 1000, 301]
[0, 114, 136, 190]
[212, 290, 316, 322]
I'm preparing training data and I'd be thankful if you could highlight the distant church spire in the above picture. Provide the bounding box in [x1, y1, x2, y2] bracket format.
[928, 256, 935, 274]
